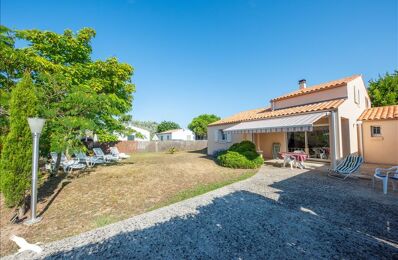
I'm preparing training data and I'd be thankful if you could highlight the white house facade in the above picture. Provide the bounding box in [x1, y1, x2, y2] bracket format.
[156, 129, 195, 141]
[117, 125, 151, 141]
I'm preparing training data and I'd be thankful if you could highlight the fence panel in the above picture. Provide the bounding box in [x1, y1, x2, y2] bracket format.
[114, 140, 207, 153]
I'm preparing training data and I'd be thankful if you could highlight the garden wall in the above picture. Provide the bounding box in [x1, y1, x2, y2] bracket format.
[113, 140, 208, 153]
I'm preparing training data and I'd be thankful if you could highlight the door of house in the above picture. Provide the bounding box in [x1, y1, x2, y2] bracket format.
[272, 143, 281, 159]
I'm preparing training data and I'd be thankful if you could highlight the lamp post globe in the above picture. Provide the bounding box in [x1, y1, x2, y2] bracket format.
[28, 118, 46, 134]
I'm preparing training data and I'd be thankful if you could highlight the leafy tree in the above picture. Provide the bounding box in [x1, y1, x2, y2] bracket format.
[0, 26, 135, 174]
[188, 114, 220, 139]
[156, 121, 180, 133]
[0, 73, 38, 207]
[368, 71, 398, 106]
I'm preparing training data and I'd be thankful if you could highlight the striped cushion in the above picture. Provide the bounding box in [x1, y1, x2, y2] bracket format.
[335, 155, 363, 174]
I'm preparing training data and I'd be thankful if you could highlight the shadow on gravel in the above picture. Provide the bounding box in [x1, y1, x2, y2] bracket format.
[45, 190, 397, 259]
[270, 169, 398, 244]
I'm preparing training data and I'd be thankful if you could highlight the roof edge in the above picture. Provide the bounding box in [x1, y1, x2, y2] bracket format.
[209, 99, 345, 127]
[270, 75, 361, 102]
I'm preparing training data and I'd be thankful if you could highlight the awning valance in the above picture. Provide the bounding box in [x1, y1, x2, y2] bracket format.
[223, 112, 328, 134]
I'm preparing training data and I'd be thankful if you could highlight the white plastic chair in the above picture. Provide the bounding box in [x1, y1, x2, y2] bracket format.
[281, 153, 297, 169]
[373, 166, 398, 195]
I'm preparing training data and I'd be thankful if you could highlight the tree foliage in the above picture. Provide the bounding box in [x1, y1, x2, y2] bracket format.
[0, 73, 38, 207]
[0, 26, 135, 157]
[156, 121, 180, 133]
[188, 114, 220, 139]
[368, 71, 398, 107]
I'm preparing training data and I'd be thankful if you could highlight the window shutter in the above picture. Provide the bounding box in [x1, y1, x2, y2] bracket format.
[227, 132, 232, 143]
[214, 130, 219, 142]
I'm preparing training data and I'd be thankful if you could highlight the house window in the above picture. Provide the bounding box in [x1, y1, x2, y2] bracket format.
[160, 136, 164, 141]
[127, 135, 135, 141]
[354, 85, 360, 104]
[219, 130, 227, 142]
[371, 126, 381, 137]
[167, 135, 170, 140]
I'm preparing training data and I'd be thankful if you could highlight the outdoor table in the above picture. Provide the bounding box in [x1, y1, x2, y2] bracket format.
[279, 152, 309, 169]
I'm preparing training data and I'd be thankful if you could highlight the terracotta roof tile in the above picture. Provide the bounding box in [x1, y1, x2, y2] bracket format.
[358, 105, 398, 121]
[210, 98, 346, 126]
[271, 75, 361, 101]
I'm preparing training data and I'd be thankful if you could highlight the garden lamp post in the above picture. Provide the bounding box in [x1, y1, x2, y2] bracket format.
[25, 117, 46, 225]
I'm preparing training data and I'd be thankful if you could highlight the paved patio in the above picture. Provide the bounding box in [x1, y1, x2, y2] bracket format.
[8, 165, 398, 259]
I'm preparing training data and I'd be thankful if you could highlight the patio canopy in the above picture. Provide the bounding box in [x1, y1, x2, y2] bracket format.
[223, 112, 328, 134]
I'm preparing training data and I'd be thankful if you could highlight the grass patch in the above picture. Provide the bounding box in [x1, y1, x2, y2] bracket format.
[151, 171, 256, 210]
[1, 151, 257, 256]
[94, 215, 118, 228]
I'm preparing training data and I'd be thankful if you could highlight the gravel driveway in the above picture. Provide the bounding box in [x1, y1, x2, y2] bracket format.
[6, 165, 398, 259]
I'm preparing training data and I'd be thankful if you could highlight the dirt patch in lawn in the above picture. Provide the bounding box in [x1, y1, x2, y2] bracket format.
[0, 151, 256, 256]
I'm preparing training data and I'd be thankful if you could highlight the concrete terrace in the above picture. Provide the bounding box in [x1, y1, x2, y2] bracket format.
[8, 165, 398, 259]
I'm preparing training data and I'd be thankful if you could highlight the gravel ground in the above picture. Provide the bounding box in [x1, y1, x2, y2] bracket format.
[5, 165, 398, 259]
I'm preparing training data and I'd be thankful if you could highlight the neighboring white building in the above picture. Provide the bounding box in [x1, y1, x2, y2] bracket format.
[117, 125, 151, 141]
[156, 129, 195, 141]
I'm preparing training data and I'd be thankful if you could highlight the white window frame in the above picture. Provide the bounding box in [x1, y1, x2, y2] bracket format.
[371, 126, 381, 137]
[220, 130, 227, 142]
[216, 129, 231, 143]
[354, 85, 360, 104]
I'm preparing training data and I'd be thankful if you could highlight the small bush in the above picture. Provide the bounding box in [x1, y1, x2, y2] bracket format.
[216, 141, 263, 169]
[168, 146, 177, 154]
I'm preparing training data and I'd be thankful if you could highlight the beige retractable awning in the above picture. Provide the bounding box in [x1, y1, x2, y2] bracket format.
[223, 112, 328, 134]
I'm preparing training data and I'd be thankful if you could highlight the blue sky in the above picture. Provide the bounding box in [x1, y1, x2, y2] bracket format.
[2, 0, 397, 127]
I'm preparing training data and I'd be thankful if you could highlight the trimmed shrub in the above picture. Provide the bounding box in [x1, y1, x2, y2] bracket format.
[0, 73, 39, 207]
[229, 140, 256, 153]
[216, 141, 264, 169]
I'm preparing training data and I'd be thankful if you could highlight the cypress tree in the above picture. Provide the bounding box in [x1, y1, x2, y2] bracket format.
[0, 73, 38, 207]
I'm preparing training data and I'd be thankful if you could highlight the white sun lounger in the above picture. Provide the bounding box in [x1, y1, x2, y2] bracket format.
[110, 147, 130, 160]
[50, 152, 86, 173]
[74, 152, 105, 167]
[93, 148, 119, 162]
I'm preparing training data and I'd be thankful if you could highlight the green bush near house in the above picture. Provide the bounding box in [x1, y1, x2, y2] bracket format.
[216, 141, 264, 169]
[228, 140, 256, 153]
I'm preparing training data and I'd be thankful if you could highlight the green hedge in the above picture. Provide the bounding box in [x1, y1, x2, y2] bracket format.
[216, 141, 264, 169]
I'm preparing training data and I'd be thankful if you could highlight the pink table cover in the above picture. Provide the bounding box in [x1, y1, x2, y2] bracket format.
[279, 152, 309, 162]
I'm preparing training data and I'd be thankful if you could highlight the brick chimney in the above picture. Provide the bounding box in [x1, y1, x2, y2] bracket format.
[298, 79, 306, 89]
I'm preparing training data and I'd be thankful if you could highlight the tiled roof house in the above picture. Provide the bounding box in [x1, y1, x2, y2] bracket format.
[207, 75, 398, 166]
